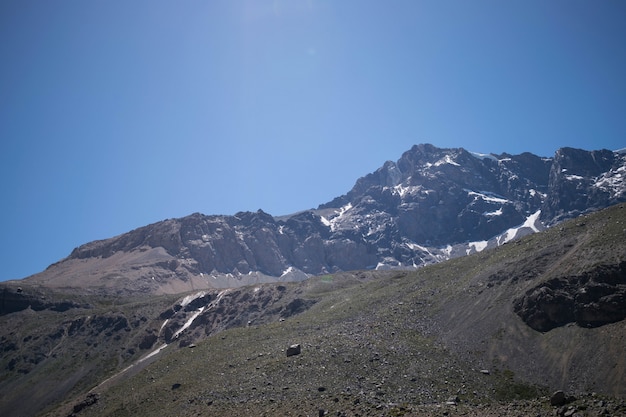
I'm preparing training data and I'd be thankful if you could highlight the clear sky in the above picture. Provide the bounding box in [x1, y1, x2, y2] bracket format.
[1, 0, 625, 281]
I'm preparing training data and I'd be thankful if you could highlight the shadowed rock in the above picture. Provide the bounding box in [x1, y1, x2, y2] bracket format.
[286, 344, 301, 357]
[514, 262, 626, 331]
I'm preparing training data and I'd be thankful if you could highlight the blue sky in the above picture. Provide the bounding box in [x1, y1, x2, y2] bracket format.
[1, 0, 625, 281]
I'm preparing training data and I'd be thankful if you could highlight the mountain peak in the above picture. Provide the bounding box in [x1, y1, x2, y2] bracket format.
[19, 144, 626, 294]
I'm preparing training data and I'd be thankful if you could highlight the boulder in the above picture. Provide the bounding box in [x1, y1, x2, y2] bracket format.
[551, 390, 567, 406]
[286, 343, 301, 357]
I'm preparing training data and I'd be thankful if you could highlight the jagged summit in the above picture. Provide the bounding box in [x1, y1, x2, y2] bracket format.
[19, 144, 626, 294]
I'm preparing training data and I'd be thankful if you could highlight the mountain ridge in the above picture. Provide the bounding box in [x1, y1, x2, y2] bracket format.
[15, 143, 626, 294]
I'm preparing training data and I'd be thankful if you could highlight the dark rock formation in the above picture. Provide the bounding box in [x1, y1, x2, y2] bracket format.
[138, 333, 158, 350]
[158, 286, 317, 348]
[513, 262, 626, 331]
[550, 390, 567, 406]
[286, 343, 301, 357]
[279, 298, 317, 319]
[69, 393, 99, 417]
[0, 286, 89, 316]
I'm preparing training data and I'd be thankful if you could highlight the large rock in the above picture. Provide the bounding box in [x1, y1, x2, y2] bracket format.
[286, 344, 301, 357]
[514, 262, 626, 331]
[550, 390, 567, 406]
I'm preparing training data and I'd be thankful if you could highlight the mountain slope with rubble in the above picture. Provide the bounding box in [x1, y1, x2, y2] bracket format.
[1, 203, 625, 417]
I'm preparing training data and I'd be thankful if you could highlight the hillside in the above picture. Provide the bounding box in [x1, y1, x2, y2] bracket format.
[1, 203, 624, 416]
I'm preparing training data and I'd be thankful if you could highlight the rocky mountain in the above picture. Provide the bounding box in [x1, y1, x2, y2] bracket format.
[18, 144, 626, 294]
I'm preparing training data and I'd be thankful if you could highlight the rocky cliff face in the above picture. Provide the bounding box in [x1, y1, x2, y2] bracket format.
[543, 147, 625, 222]
[21, 144, 626, 293]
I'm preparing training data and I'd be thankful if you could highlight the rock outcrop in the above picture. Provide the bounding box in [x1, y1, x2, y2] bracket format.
[0, 286, 89, 316]
[286, 343, 301, 357]
[513, 262, 626, 331]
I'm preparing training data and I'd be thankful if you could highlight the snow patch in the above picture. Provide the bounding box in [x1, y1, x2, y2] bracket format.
[404, 242, 422, 251]
[593, 161, 626, 198]
[159, 319, 169, 335]
[179, 291, 208, 308]
[484, 208, 503, 217]
[339, 202, 352, 214]
[466, 240, 489, 255]
[142, 344, 168, 361]
[502, 228, 518, 244]
[529, 189, 547, 199]
[325, 203, 353, 232]
[497, 210, 543, 244]
[466, 189, 510, 204]
[172, 307, 205, 339]
[281, 266, 295, 277]
[374, 259, 401, 270]
[392, 184, 431, 198]
[469, 151, 498, 162]
[405, 242, 439, 259]
[393, 184, 411, 197]
[434, 154, 461, 167]
[523, 210, 543, 233]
